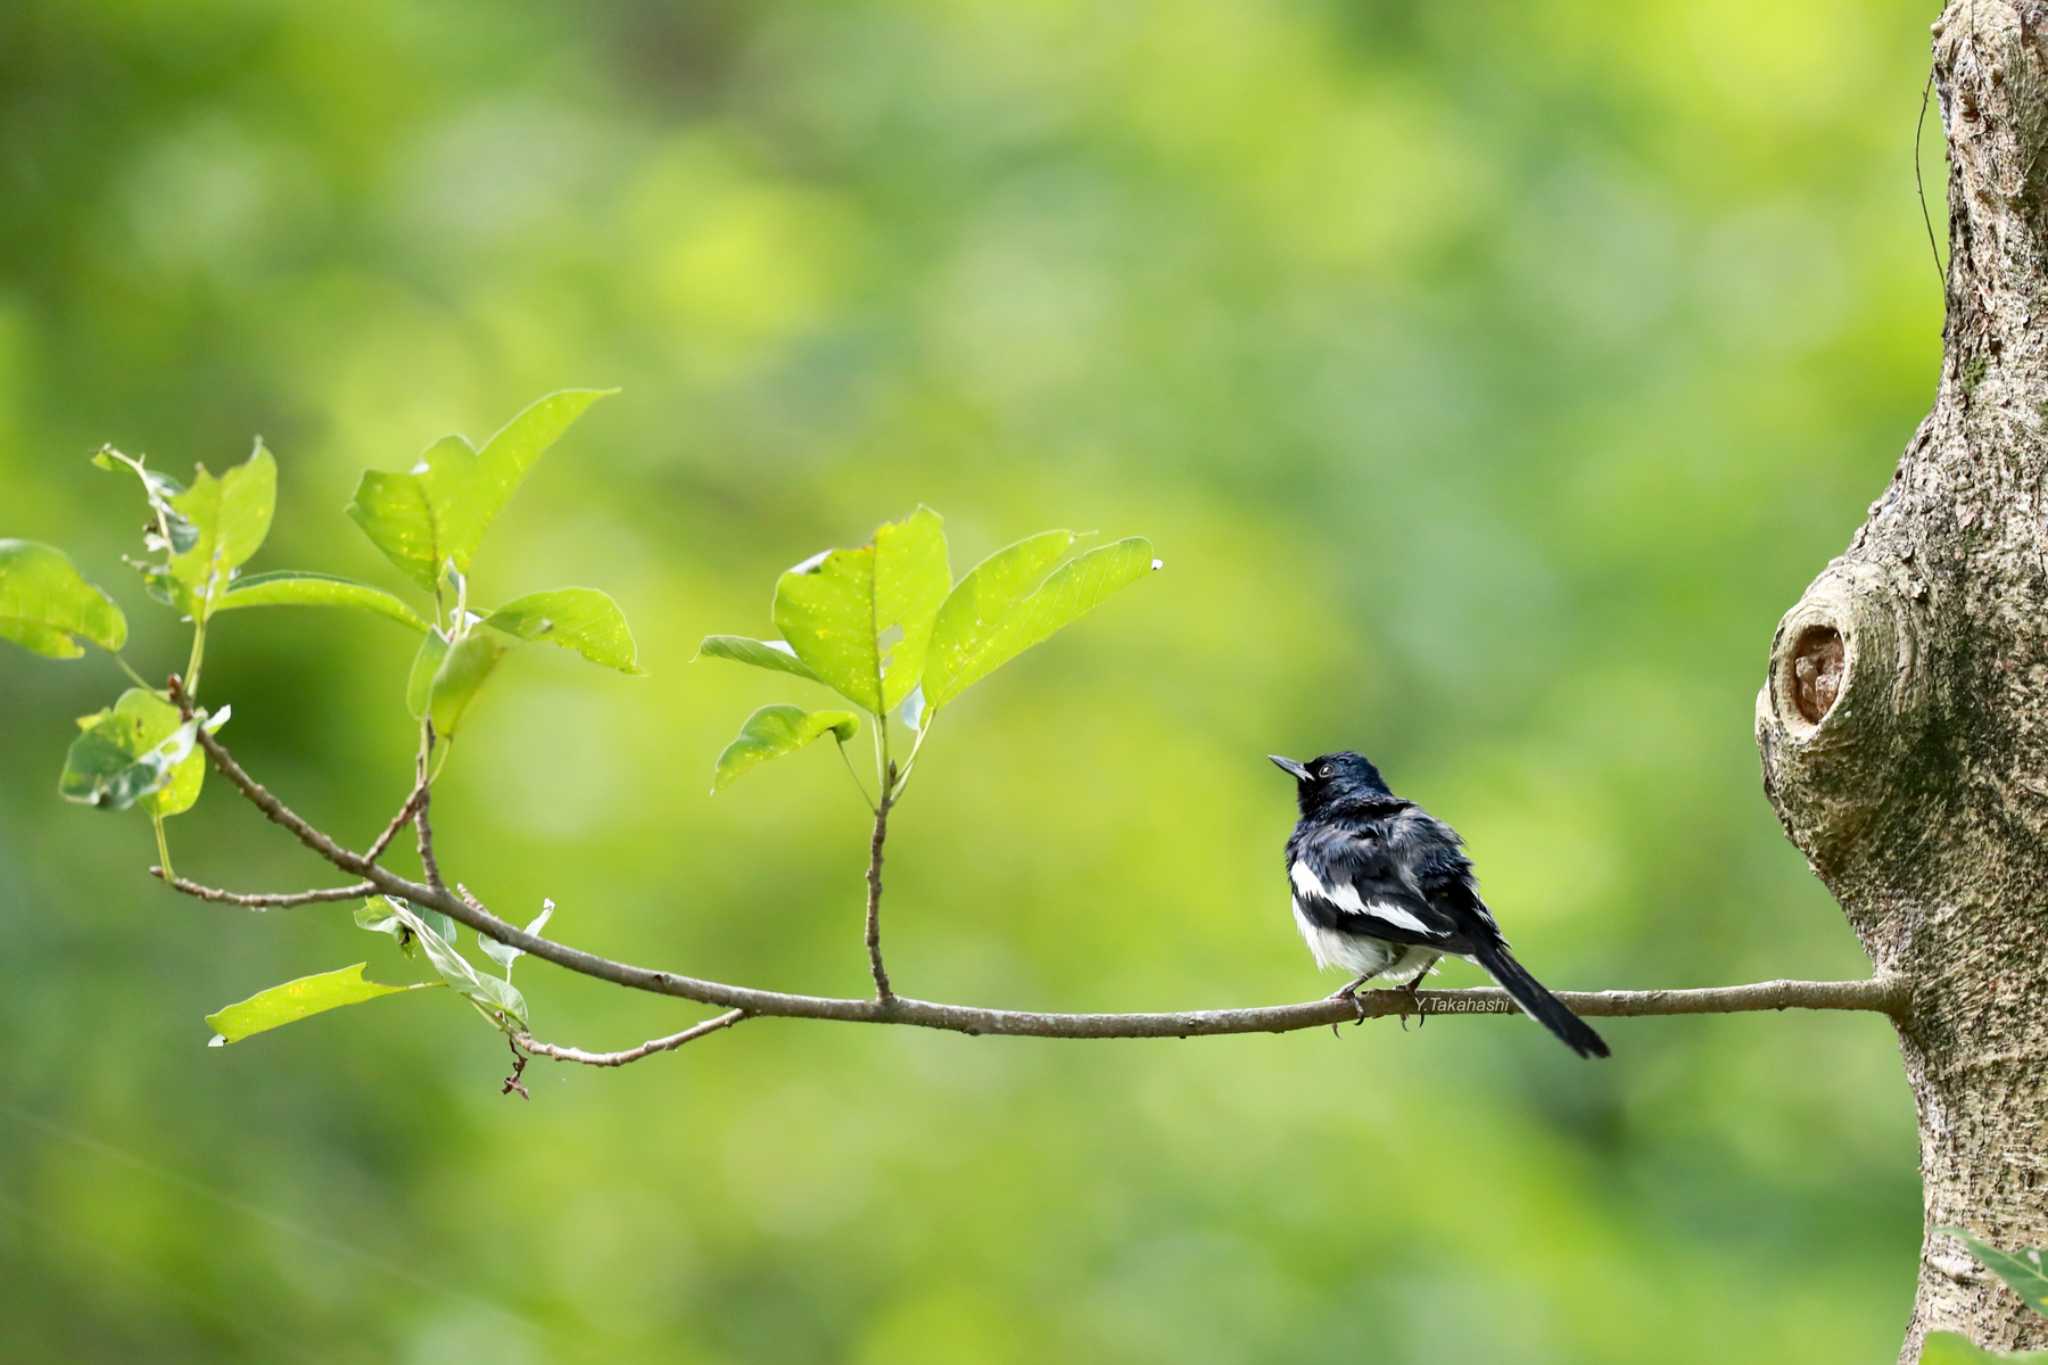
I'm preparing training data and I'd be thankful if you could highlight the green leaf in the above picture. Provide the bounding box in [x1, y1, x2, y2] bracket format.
[770, 507, 951, 715]
[406, 629, 449, 719]
[697, 634, 822, 682]
[92, 446, 199, 555]
[205, 964, 437, 1046]
[373, 898, 528, 1030]
[405, 627, 508, 738]
[713, 704, 859, 792]
[923, 534, 1157, 709]
[485, 587, 641, 673]
[872, 506, 950, 708]
[347, 449, 460, 593]
[215, 571, 429, 632]
[168, 439, 277, 621]
[429, 630, 510, 739]
[1919, 1332, 2048, 1363]
[345, 389, 615, 590]
[0, 539, 128, 659]
[1944, 1230, 2048, 1320]
[58, 688, 217, 816]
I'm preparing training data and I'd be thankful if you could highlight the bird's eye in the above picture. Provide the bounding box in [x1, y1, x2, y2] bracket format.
[1317, 763, 1334, 778]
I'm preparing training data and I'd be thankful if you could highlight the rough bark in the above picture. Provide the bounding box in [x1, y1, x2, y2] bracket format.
[1756, 3, 2048, 1357]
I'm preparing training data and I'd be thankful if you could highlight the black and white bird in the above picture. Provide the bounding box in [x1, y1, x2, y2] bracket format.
[1270, 751, 1609, 1059]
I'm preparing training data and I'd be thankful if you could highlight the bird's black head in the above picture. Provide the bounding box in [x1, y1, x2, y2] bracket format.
[1268, 750, 1392, 814]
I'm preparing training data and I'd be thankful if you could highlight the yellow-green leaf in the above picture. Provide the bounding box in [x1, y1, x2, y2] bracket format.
[216, 571, 428, 632]
[346, 390, 615, 590]
[205, 964, 438, 1045]
[58, 687, 209, 816]
[713, 704, 858, 792]
[923, 533, 1156, 709]
[486, 587, 641, 673]
[169, 439, 277, 620]
[0, 539, 128, 659]
[406, 629, 449, 720]
[697, 635, 822, 682]
[872, 505, 949, 708]
[769, 507, 950, 715]
[428, 630, 510, 738]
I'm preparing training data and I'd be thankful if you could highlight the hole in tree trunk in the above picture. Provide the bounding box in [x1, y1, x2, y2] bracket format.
[1791, 625, 1844, 724]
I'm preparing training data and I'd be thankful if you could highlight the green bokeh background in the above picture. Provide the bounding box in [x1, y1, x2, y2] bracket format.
[0, 2, 1947, 1360]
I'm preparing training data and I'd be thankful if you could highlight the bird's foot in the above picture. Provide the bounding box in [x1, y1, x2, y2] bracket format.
[1399, 982, 1427, 1032]
[1327, 982, 1370, 1037]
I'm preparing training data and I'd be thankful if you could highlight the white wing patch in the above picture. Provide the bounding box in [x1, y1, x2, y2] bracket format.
[1290, 859, 1336, 904]
[1290, 859, 1445, 938]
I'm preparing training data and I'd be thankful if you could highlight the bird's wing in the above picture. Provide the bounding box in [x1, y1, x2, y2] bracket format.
[1291, 822, 1462, 949]
[1392, 810, 1505, 944]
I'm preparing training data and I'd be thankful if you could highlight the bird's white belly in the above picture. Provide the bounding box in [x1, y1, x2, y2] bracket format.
[1293, 898, 1409, 977]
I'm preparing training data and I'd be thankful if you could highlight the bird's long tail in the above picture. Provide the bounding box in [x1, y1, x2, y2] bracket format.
[1472, 940, 1610, 1059]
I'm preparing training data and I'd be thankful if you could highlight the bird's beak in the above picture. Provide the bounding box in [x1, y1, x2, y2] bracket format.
[1268, 754, 1311, 781]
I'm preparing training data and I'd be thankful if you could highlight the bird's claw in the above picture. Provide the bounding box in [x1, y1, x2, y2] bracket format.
[1328, 985, 1369, 1037]
[1399, 983, 1427, 1032]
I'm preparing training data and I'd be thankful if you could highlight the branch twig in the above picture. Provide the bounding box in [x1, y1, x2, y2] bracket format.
[515, 1009, 749, 1067]
[189, 723, 1914, 1041]
[865, 791, 894, 1002]
[365, 783, 425, 866]
[180, 684, 370, 875]
[413, 724, 445, 890]
[151, 870, 376, 909]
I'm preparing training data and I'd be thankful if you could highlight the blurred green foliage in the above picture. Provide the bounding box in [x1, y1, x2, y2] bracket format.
[0, 0, 1945, 1360]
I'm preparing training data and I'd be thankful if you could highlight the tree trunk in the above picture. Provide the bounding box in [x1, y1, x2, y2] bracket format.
[1755, 3, 2048, 1358]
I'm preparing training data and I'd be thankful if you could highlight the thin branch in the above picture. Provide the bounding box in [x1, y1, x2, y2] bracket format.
[151, 869, 375, 909]
[413, 723, 445, 890]
[414, 799, 445, 889]
[182, 688, 371, 875]
[515, 1009, 749, 1068]
[865, 790, 894, 1002]
[364, 783, 425, 866]
[189, 723, 1914, 1041]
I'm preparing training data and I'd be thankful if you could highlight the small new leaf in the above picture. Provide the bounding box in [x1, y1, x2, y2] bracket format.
[372, 898, 528, 1031]
[92, 446, 199, 555]
[480, 898, 554, 977]
[205, 964, 437, 1046]
[168, 440, 277, 621]
[713, 704, 859, 792]
[0, 540, 128, 659]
